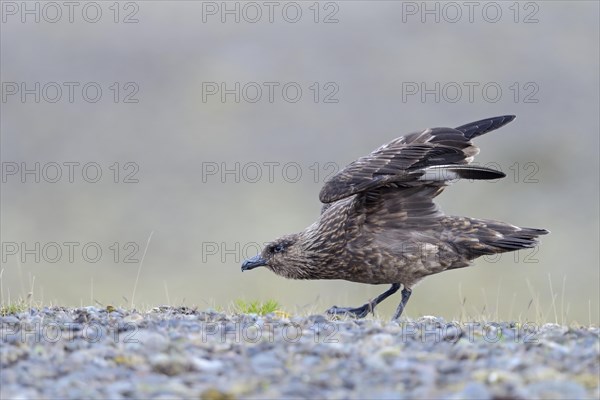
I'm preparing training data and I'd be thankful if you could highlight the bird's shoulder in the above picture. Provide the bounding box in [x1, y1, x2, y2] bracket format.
[318, 184, 443, 239]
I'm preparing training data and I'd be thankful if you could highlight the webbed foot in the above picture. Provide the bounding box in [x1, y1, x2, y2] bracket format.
[326, 304, 372, 319]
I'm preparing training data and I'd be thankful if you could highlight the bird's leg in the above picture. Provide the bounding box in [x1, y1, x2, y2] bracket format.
[326, 283, 401, 319]
[392, 287, 413, 320]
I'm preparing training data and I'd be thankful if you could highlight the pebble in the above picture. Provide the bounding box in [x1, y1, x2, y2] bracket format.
[0, 307, 597, 399]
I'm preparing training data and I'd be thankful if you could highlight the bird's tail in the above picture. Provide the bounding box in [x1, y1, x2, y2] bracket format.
[459, 219, 549, 258]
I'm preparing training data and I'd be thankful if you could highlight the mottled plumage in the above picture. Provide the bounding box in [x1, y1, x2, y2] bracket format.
[242, 116, 548, 319]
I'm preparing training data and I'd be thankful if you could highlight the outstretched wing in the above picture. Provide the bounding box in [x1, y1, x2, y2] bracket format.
[319, 115, 514, 205]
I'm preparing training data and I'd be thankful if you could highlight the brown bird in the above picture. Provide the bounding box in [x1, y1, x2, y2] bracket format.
[242, 116, 548, 319]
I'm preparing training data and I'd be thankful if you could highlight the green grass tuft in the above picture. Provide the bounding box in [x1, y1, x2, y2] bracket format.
[232, 299, 281, 315]
[0, 300, 28, 316]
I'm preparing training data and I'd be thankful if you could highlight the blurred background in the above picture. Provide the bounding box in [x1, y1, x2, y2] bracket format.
[1, 1, 598, 324]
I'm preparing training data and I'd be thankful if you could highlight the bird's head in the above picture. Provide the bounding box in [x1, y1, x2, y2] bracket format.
[241, 234, 309, 279]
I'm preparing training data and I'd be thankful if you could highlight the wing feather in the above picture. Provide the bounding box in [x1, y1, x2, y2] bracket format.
[319, 116, 516, 227]
[454, 115, 515, 139]
[320, 117, 515, 205]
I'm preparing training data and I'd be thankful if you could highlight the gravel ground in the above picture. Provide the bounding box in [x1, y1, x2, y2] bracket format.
[1, 306, 598, 399]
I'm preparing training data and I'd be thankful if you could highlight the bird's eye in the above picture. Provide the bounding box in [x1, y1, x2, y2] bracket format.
[273, 244, 285, 253]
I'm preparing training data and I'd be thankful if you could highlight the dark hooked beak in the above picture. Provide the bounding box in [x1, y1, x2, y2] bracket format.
[241, 255, 267, 271]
